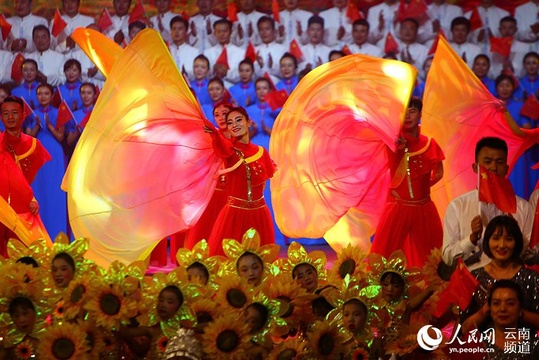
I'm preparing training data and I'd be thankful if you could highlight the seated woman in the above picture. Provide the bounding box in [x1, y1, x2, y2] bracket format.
[462, 215, 539, 333]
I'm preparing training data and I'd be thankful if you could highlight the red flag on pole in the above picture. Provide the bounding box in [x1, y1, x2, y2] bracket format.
[428, 30, 445, 55]
[265, 89, 288, 110]
[263, 71, 276, 90]
[129, 0, 147, 24]
[228, 1, 238, 22]
[396, 0, 428, 22]
[346, 1, 364, 22]
[51, 9, 68, 37]
[0, 13, 12, 41]
[79, 111, 91, 129]
[469, 7, 483, 32]
[245, 41, 256, 62]
[51, 86, 62, 108]
[56, 100, 75, 129]
[10, 53, 25, 83]
[97, 8, 113, 31]
[520, 95, 539, 121]
[478, 165, 517, 214]
[384, 31, 399, 54]
[289, 39, 303, 62]
[21, 97, 36, 120]
[342, 44, 352, 55]
[489, 36, 513, 57]
[180, 11, 190, 22]
[272, 0, 280, 23]
[216, 47, 229, 69]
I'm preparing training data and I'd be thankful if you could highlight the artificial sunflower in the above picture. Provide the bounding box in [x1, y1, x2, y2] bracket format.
[268, 336, 308, 360]
[54, 300, 66, 321]
[351, 347, 370, 360]
[62, 277, 94, 320]
[37, 322, 90, 359]
[213, 274, 253, 312]
[423, 247, 456, 289]
[84, 281, 137, 331]
[201, 313, 250, 360]
[281, 241, 328, 283]
[14, 338, 36, 359]
[7, 238, 50, 269]
[137, 268, 198, 338]
[329, 243, 368, 286]
[50, 234, 93, 278]
[248, 290, 288, 345]
[99, 259, 148, 296]
[156, 335, 168, 353]
[176, 239, 223, 288]
[190, 298, 219, 326]
[78, 319, 106, 358]
[307, 320, 346, 360]
[366, 250, 422, 289]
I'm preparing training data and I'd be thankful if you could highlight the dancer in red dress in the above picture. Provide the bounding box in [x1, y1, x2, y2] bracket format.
[371, 97, 445, 267]
[204, 107, 277, 256]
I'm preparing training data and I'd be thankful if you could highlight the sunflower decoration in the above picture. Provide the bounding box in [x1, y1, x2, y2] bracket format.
[83, 279, 138, 331]
[306, 320, 346, 360]
[190, 297, 219, 331]
[99, 259, 148, 296]
[423, 247, 457, 289]
[281, 241, 328, 287]
[176, 239, 223, 289]
[62, 277, 95, 321]
[220, 228, 280, 285]
[54, 300, 66, 321]
[137, 267, 198, 338]
[213, 274, 254, 314]
[351, 347, 370, 360]
[201, 312, 250, 360]
[7, 238, 50, 269]
[262, 273, 310, 332]
[37, 322, 90, 359]
[268, 336, 309, 360]
[0, 262, 54, 347]
[329, 243, 368, 287]
[77, 318, 106, 358]
[50, 234, 94, 280]
[13, 338, 37, 359]
[247, 289, 288, 346]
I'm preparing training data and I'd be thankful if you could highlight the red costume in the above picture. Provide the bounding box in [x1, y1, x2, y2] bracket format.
[207, 133, 276, 256]
[0, 131, 50, 184]
[371, 133, 445, 266]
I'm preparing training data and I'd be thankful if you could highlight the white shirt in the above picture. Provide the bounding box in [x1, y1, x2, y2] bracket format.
[232, 10, 266, 48]
[318, 7, 352, 48]
[0, 50, 14, 83]
[6, 14, 48, 53]
[168, 42, 200, 80]
[25, 49, 66, 86]
[366, 1, 399, 45]
[150, 11, 179, 44]
[204, 43, 244, 83]
[515, 1, 539, 43]
[466, 6, 510, 49]
[298, 42, 332, 72]
[50, 12, 94, 53]
[449, 41, 482, 68]
[427, 3, 464, 41]
[277, 8, 312, 46]
[396, 40, 429, 75]
[347, 42, 383, 57]
[189, 13, 221, 52]
[254, 42, 287, 77]
[442, 189, 532, 270]
[489, 39, 531, 78]
[104, 14, 130, 43]
[70, 48, 106, 88]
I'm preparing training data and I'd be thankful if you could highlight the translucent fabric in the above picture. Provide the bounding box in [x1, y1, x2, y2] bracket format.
[422, 37, 539, 220]
[270, 55, 417, 252]
[64, 29, 221, 267]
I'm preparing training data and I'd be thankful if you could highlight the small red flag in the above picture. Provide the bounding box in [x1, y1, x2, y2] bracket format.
[520, 95, 539, 121]
[0, 14, 12, 41]
[129, 0, 147, 24]
[180, 11, 190, 22]
[384, 31, 399, 54]
[433, 258, 479, 318]
[228, 1, 238, 23]
[265, 89, 288, 110]
[97, 8, 113, 31]
[21, 97, 36, 120]
[489, 36, 513, 57]
[272, 0, 280, 23]
[51, 86, 62, 108]
[478, 165, 517, 214]
[428, 30, 446, 56]
[51, 9, 68, 37]
[10, 53, 25, 83]
[342, 44, 352, 55]
[263, 71, 276, 90]
[469, 7, 483, 32]
[396, 0, 428, 22]
[79, 111, 91, 129]
[216, 46, 229, 69]
[56, 100, 75, 129]
[289, 39, 303, 62]
[245, 41, 256, 62]
[346, 1, 363, 22]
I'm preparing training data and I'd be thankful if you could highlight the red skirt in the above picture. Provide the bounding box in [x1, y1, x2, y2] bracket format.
[208, 196, 276, 256]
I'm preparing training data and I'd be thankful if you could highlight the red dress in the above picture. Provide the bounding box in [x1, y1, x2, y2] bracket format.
[371, 133, 445, 266]
[207, 134, 276, 256]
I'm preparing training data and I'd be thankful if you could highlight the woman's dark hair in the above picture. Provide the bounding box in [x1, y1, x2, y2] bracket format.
[380, 271, 405, 287]
[483, 215, 524, 262]
[280, 52, 298, 69]
[36, 82, 54, 95]
[473, 54, 491, 67]
[292, 263, 316, 279]
[63, 58, 82, 73]
[236, 251, 263, 270]
[487, 279, 524, 306]
[9, 296, 35, 316]
[52, 252, 75, 272]
[79, 82, 97, 95]
[225, 106, 250, 122]
[213, 100, 233, 113]
[495, 74, 515, 88]
[187, 261, 209, 280]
